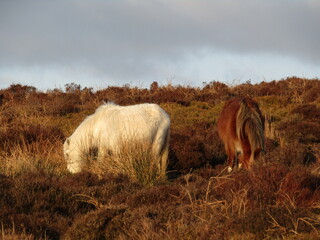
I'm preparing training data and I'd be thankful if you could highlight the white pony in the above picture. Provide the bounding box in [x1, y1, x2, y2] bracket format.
[63, 102, 170, 175]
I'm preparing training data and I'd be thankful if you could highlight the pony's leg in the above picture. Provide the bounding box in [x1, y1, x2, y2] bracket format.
[151, 143, 162, 175]
[239, 150, 253, 170]
[241, 142, 252, 170]
[160, 144, 169, 176]
[154, 138, 169, 177]
[248, 155, 254, 169]
[235, 151, 241, 169]
[98, 147, 108, 162]
[152, 127, 170, 177]
[226, 144, 235, 173]
[238, 152, 245, 170]
[160, 129, 170, 176]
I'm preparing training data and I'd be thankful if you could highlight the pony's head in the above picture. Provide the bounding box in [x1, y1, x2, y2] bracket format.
[63, 137, 82, 173]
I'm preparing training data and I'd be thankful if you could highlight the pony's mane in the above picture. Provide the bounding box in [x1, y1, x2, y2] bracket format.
[92, 101, 118, 116]
[236, 100, 264, 152]
[102, 101, 117, 106]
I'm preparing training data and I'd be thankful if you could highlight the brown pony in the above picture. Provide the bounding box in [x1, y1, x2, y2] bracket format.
[217, 98, 265, 172]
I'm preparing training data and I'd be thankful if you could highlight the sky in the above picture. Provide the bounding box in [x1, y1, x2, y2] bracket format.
[1, 0, 320, 91]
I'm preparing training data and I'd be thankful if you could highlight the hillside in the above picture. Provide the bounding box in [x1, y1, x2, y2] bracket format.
[0, 77, 320, 239]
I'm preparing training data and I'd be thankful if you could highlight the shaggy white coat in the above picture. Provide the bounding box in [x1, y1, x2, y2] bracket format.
[63, 102, 170, 174]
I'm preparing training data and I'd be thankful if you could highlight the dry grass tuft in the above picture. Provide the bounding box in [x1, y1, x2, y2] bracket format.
[0, 136, 66, 177]
[1, 222, 35, 240]
[89, 140, 166, 186]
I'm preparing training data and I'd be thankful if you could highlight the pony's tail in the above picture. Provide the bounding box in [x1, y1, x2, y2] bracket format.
[236, 100, 265, 165]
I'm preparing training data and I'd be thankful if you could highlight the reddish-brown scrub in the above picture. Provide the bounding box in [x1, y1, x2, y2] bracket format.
[1, 78, 320, 239]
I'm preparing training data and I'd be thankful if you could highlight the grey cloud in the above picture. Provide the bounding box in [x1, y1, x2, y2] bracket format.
[0, 0, 319, 84]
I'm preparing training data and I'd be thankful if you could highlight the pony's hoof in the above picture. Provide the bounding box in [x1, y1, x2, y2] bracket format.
[227, 166, 233, 173]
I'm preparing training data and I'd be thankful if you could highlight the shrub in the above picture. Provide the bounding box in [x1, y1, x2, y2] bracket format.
[169, 123, 225, 172]
[64, 207, 125, 240]
[291, 104, 320, 120]
[277, 120, 320, 144]
[277, 167, 320, 207]
[303, 86, 320, 103]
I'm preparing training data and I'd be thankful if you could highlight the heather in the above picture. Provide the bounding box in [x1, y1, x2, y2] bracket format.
[1, 77, 320, 239]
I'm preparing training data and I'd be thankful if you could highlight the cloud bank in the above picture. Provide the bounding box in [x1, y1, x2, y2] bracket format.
[0, 0, 319, 89]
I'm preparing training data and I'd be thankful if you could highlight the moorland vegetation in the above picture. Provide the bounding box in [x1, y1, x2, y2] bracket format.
[0, 77, 320, 239]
